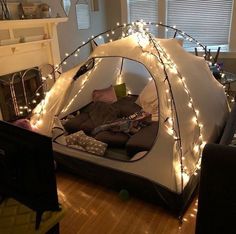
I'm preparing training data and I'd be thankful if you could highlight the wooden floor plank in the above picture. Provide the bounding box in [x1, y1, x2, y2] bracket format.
[57, 171, 196, 234]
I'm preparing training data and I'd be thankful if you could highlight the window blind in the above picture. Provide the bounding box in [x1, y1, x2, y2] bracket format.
[128, 0, 158, 35]
[167, 0, 233, 48]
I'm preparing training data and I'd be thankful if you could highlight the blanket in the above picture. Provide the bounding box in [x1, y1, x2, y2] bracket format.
[92, 110, 152, 136]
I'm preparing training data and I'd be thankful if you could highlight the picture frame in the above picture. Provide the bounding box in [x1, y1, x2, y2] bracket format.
[18, 2, 38, 19]
[61, 0, 71, 17]
[76, 0, 90, 30]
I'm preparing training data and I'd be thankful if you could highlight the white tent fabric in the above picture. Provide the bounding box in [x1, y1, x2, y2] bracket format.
[31, 35, 229, 193]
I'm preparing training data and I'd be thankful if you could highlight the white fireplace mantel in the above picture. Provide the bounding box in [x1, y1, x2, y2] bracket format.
[0, 17, 68, 120]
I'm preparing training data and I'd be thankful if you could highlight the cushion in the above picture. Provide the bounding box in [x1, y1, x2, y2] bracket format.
[113, 83, 127, 99]
[126, 121, 158, 157]
[13, 119, 33, 131]
[136, 80, 158, 121]
[63, 112, 95, 134]
[65, 130, 107, 156]
[92, 85, 117, 103]
[95, 131, 129, 147]
[112, 95, 141, 117]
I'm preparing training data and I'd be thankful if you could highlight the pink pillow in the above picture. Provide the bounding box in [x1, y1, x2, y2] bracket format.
[92, 86, 117, 103]
[13, 119, 33, 131]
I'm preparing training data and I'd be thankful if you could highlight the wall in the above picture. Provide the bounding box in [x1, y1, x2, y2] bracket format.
[105, 0, 121, 29]
[7, 0, 108, 71]
[55, 0, 108, 71]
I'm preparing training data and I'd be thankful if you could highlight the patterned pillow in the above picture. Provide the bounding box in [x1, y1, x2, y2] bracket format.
[65, 130, 107, 156]
[92, 85, 117, 103]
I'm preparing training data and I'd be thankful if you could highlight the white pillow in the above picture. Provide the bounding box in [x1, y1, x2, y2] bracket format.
[136, 80, 158, 121]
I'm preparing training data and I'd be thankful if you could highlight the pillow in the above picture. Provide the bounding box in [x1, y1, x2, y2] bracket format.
[65, 130, 107, 156]
[92, 85, 117, 103]
[126, 121, 158, 157]
[136, 80, 158, 121]
[95, 131, 129, 147]
[13, 119, 33, 131]
[113, 83, 127, 99]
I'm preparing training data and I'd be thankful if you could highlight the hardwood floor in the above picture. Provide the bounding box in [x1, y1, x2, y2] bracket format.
[56, 171, 197, 234]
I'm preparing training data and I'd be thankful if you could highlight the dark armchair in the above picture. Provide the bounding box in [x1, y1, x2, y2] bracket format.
[195, 143, 236, 234]
[195, 103, 236, 234]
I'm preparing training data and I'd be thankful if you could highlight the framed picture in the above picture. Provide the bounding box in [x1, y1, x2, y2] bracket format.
[76, 0, 90, 30]
[61, 0, 71, 16]
[19, 2, 38, 19]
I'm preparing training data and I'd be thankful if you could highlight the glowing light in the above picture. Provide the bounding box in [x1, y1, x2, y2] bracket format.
[36, 119, 43, 126]
[192, 116, 197, 124]
[200, 141, 207, 149]
[168, 117, 173, 125]
[167, 128, 174, 136]
[193, 145, 199, 153]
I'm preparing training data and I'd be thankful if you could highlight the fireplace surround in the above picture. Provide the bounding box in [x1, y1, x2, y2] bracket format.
[0, 17, 67, 120]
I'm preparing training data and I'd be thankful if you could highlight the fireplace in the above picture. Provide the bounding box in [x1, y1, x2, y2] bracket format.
[0, 68, 44, 122]
[0, 17, 67, 121]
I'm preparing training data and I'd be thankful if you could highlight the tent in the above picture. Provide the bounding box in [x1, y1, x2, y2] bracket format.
[30, 30, 229, 213]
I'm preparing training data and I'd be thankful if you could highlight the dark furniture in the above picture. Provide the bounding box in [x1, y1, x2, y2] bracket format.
[0, 121, 64, 231]
[195, 143, 236, 234]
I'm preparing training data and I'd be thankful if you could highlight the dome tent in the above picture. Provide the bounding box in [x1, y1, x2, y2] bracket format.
[30, 23, 229, 213]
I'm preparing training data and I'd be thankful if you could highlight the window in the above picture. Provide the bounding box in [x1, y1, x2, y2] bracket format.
[167, 0, 233, 49]
[126, 0, 234, 51]
[128, 0, 158, 35]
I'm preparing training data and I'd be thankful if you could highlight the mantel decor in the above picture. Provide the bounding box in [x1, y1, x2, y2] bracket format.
[0, 0, 11, 20]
